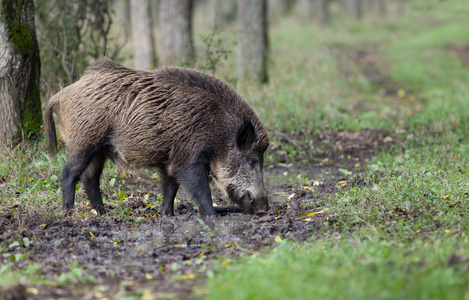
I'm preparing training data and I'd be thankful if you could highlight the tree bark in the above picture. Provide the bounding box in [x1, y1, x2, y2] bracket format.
[0, 0, 41, 148]
[237, 0, 268, 83]
[158, 0, 194, 66]
[130, 0, 156, 69]
[297, 0, 314, 22]
[317, 0, 330, 26]
[348, 0, 362, 20]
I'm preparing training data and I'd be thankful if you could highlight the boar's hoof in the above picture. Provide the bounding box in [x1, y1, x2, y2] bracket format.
[95, 206, 106, 216]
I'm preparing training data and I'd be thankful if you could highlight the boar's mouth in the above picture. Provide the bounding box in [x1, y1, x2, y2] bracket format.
[227, 185, 266, 215]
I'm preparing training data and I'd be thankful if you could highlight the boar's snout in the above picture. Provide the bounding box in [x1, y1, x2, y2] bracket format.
[242, 192, 269, 216]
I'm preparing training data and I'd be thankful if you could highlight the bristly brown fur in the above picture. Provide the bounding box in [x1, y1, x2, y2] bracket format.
[45, 58, 270, 216]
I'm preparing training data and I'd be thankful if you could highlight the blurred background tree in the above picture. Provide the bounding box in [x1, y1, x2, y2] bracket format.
[237, 0, 269, 83]
[130, 0, 156, 69]
[158, 0, 195, 66]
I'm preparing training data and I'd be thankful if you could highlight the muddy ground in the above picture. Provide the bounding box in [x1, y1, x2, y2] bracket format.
[0, 128, 393, 300]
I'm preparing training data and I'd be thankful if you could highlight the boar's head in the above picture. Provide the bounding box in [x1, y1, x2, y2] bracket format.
[212, 120, 269, 215]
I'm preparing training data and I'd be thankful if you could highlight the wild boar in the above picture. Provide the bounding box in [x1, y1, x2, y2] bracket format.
[44, 58, 269, 217]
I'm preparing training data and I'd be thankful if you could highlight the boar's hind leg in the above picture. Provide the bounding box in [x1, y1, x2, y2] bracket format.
[161, 175, 179, 216]
[178, 161, 216, 217]
[62, 156, 89, 215]
[81, 150, 107, 215]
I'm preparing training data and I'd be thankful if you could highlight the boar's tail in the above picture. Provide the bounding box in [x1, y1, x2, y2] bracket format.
[44, 98, 59, 155]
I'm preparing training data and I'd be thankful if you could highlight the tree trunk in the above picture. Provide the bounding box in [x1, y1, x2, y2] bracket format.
[395, 0, 404, 15]
[158, 0, 194, 66]
[297, 0, 314, 22]
[377, 0, 387, 16]
[348, 0, 362, 20]
[317, 0, 330, 26]
[130, 0, 156, 69]
[237, 0, 268, 83]
[0, 0, 41, 148]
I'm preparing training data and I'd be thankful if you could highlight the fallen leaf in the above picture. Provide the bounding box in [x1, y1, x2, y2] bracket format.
[274, 236, 283, 242]
[182, 273, 197, 280]
[338, 180, 349, 187]
[445, 230, 451, 234]
[222, 260, 230, 267]
[304, 218, 311, 222]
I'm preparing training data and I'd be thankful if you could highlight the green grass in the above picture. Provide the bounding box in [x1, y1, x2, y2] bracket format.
[207, 237, 469, 300]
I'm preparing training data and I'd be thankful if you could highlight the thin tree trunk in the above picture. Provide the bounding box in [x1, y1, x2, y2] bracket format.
[130, 0, 156, 69]
[0, 0, 41, 148]
[158, 0, 194, 66]
[377, 0, 387, 16]
[348, 0, 362, 20]
[317, 0, 330, 26]
[298, 0, 314, 22]
[237, 0, 268, 83]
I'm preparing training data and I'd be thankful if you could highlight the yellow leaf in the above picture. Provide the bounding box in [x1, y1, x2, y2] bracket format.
[182, 273, 196, 280]
[274, 236, 283, 242]
[222, 260, 230, 267]
[338, 181, 348, 187]
[199, 252, 205, 257]
[26, 287, 39, 295]
[442, 195, 450, 199]
[301, 186, 314, 191]
[276, 208, 281, 215]
[304, 218, 311, 222]
[445, 230, 451, 234]
[308, 212, 316, 217]
[119, 173, 126, 178]
[141, 289, 151, 297]
[145, 273, 153, 280]
[288, 193, 296, 200]
[398, 89, 406, 98]
[89, 231, 95, 239]
[313, 180, 321, 186]
[354, 163, 360, 168]
[174, 244, 182, 247]
[275, 216, 280, 220]
[90, 209, 98, 215]
[39, 224, 47, 227]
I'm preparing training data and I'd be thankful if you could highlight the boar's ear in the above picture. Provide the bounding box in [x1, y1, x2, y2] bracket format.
[237, 121, 256, 151]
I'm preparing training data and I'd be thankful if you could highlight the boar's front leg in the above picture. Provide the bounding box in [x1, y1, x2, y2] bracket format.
[178, 159, 216, 217]
[81, 150, 107, 215]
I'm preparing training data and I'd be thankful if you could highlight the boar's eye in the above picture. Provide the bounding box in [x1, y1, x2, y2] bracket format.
[248, 159, 258, 168]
